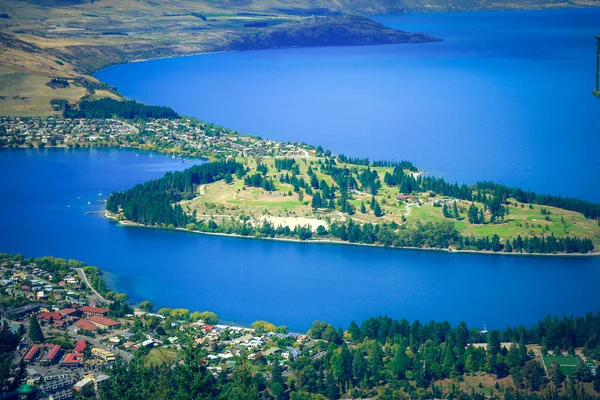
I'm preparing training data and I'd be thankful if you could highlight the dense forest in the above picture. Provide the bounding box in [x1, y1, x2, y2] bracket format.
[98, 312, 600, 400]
[105, 158, 595, 254]
[63, 98, 179, 120]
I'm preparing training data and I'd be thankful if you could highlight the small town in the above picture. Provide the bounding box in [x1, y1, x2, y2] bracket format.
[0, 254, 312, 400]
[0, 116, 310, 159]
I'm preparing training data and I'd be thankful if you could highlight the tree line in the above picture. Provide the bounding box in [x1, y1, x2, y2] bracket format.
[63, 98, 179, 120]
[96, 311, 600, 400]
[337, 154, 417, 171]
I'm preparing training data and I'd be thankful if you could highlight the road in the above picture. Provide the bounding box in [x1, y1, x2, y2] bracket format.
[74, 268, 111, 304]
[67, 325, 133, 361]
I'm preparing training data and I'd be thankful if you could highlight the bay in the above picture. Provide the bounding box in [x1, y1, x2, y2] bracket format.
[1, 148, 599, 332]
[96, 8, 600, 202]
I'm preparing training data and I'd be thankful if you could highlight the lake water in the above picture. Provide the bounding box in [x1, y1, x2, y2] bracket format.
[1, 148, 599, 332]
[96, 8, 600, 202]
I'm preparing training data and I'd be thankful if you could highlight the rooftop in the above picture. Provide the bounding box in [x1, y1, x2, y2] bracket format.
[88, 315, 120, 327]
[75, 319, 97, 332]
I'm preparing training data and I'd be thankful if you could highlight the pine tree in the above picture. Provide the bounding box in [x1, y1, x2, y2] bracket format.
[453, 202, 460, 219]
[29, 315, 44, 343]
[373, 202, 383, 217]
[360, 201, 367, 214]
[468, 203, 479, 224]
[518, 334, 528, 364]
[478, 208, 485, 224]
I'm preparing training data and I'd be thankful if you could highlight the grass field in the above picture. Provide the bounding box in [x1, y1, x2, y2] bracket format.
[145, 348, 179, 367]
[542, 355, 580, 375]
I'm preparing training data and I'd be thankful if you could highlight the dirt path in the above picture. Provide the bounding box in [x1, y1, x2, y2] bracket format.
[404, 202, 419, 216]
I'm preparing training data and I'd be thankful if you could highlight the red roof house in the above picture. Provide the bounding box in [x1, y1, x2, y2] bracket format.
[37, 312, 62, 322]
[74, 340, 87, 353]
[87, 315, 120, 329]
[78, 306, 109, 316]
[75, 319, 97, 332]
[62, 353, 83, 365]
[59, 308, 80, 317]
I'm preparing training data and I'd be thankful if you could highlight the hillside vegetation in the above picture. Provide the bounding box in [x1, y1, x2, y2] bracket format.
[106, 153, 599, 255]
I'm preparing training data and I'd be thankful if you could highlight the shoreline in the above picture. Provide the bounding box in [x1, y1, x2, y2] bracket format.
[104, 212, 600, 259]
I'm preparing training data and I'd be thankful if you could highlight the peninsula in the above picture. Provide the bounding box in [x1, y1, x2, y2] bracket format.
[4, 105, 597, 256]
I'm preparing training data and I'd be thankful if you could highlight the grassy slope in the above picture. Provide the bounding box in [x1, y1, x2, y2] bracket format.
[180, 155, 600, 249]
[1, 0, 598, 115]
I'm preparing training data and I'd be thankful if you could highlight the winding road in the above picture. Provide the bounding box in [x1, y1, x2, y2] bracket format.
[75, 267, 111, 304]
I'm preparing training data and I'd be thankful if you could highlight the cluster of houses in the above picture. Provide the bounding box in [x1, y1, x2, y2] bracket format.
[0, 257, 325, 397]
[0, 117, 137, 147]
[0, 116, 310, 160]
[138, 119, 308, 158]
[26, 369, 110, 400]
[20, 336, 115, 399]
[0, 262, 82, 307]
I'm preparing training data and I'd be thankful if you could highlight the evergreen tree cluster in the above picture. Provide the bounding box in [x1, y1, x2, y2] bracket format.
[245, 173, 275, 191]
[384, 166, 419, 194]
[476, 181, 600, 220]
[274, 158, 296, 171]
[337, 154, 417, 171]
[357, 167, 381, 195]
[328, 219, 460, 248]
[279, 172, 308, 193]
[460, 234, 592, 254]
[106, 161, 245, 227]
[64, 98, 179, 120]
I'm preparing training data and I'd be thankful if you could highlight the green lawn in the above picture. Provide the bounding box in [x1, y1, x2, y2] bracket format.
[542, 355, 580, 375]
[145, 348, 179, 367]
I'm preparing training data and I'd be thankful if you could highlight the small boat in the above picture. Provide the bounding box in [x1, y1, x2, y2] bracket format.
[88, 201, 91, 204]
[67, 205, 71, 208]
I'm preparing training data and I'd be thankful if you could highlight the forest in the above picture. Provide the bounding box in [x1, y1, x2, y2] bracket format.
[63, 98, 179, 120]
[97, 312, 600, 400]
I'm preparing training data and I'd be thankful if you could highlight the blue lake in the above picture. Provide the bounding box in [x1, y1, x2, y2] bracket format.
[1, 148, 599, 332]
[96, 8, 600, 202]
